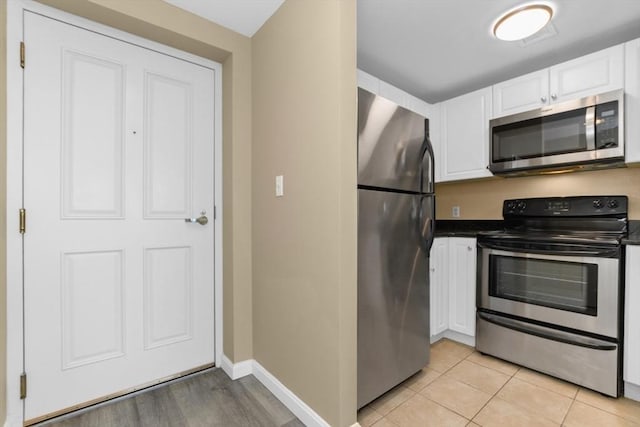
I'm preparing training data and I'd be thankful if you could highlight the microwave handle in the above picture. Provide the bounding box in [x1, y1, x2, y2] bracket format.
[585, 105, 596, 151]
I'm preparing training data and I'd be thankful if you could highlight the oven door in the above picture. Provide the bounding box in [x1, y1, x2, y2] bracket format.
[477, 239, 620, 338]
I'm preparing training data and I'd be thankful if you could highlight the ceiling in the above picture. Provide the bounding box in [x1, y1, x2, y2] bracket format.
[358, 0, 640, 103]
[163, 0, 640, 104]
[162, 0, 284, 37]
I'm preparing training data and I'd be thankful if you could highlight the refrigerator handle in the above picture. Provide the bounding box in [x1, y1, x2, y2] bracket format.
[419, 196, 436, 254]
[419, 134, 436, 194]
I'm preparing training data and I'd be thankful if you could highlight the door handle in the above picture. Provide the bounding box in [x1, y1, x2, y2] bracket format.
[185, 211, 209, 225]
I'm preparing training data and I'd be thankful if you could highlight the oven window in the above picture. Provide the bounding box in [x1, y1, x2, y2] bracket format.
[489, 255, 598, 316]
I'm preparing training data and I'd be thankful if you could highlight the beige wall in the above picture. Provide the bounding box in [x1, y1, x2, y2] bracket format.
[251, 1, 357, 426]
[0, 0, 7, 422]
[436, 166, 640, 219]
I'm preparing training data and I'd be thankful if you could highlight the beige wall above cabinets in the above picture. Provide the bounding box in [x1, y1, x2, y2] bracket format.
[252, 1, 357, 426]
[435, 166, 640, 220]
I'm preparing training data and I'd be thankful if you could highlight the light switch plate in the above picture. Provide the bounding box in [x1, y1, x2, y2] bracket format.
[275, 175, 284, 197]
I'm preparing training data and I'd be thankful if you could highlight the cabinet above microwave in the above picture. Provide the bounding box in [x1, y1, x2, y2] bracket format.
[489, 90, 624, 176]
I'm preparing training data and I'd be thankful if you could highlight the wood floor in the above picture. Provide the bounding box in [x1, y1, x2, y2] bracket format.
[37, 369, 304, 427]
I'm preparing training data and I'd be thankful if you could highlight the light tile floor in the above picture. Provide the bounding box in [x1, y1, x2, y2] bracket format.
[358, 339, 640, 427]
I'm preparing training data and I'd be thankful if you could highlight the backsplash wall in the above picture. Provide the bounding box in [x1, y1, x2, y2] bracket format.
[435, 166, 640, 219]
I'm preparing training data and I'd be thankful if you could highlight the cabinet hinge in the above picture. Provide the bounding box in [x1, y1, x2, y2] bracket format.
[19, 208, 26, 234]
[20, 42, 25, 69]
[20, 373, 27, 400]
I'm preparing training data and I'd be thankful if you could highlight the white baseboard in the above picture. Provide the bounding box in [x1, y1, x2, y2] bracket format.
[625, 381, 640, 402]
[430, 330, 476, 347]
[252, 360, 331, 427]
[220, 354, 253, 380]
[443, 330, 476, 347]
[221, 357, 332, 427]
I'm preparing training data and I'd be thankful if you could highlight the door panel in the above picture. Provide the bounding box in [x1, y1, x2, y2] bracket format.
[24, 11, 215, 422]
[144, 72, 193, 218]
[143, 246, 193, 349]
[61, 250, 125, 369]
[62, 51, 125, 218]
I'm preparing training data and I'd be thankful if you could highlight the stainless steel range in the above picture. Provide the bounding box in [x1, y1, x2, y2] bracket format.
[476, 195, 627, 397]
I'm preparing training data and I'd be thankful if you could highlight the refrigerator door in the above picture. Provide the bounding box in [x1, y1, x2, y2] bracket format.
[357, 188, 430, 408]
[358, 88, 428, 193]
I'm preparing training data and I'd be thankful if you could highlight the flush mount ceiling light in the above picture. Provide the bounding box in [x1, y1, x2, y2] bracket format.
[493, 4, 554, 41]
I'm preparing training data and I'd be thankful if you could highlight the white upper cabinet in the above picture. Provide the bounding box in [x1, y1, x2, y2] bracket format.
[439, 87, 493, 182]
[493, 69, 549, 117]
[493, 45, 624, 118]
[625, 38, 640, 164]
[550, 44, 624, 102]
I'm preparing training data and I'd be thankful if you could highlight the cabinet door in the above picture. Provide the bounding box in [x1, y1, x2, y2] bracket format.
[492, 69, 549, 117]
[625, 38, 640, 164]
[440, 88, 493, 182]
[550, 44, 624, 103]
[429, 238, 449, 337]
[625, 246, 640, 385]
[448, 238, 476, 336]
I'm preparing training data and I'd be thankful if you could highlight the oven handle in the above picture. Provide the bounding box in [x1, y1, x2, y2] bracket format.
[477, 240, 620, 258]
[478, 311, 617, 351]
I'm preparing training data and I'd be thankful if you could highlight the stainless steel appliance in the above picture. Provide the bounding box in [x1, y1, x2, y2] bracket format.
[489, 90, 624, 175]
[357, 88, 435, 408]
[476, 196, 627, 397]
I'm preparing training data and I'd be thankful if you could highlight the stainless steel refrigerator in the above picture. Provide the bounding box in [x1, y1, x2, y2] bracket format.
[357, 87, 435, 408]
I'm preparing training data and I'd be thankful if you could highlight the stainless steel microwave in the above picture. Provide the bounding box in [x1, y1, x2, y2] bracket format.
[489, 90, 624, 175]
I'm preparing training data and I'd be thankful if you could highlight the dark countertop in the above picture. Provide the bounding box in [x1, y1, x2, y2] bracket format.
[434, 220, 504, 238]
[623, 220, 640, 245]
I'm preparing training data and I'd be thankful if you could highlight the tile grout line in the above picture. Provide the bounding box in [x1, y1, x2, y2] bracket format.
[466, 350, 523, 424]
[560, 397, 577, 426]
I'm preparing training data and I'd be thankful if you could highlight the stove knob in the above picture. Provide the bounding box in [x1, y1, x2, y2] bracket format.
[517, 201, 526, 211]
[593, 199, 603, 209]
[608, 199, 619, 209]
[505, 201, 515, 211]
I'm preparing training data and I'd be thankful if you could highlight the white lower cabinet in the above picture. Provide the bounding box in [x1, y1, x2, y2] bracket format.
[430, 238, 449, 336]
[624, 246, 640, 393]
[447, 238, 477, 336]
[429, 237, 477, 343]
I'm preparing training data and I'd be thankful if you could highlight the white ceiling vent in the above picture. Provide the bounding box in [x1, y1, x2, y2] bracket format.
[519, 22, 558, 46]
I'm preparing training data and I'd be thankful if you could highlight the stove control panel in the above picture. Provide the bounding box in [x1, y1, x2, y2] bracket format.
[503, 195, 628, 217]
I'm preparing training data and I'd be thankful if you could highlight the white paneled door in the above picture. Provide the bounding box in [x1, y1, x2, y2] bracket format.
[23, 12, 215, 422]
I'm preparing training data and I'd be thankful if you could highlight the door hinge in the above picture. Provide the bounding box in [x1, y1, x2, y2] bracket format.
[214, 206, 217, 220]
[19, 208, 26, 234]
[20, 42, 25, 69]
[20, 373, 27, 400]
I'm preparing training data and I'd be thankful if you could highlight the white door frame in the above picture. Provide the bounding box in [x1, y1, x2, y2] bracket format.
[5, 1, 223, 425]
